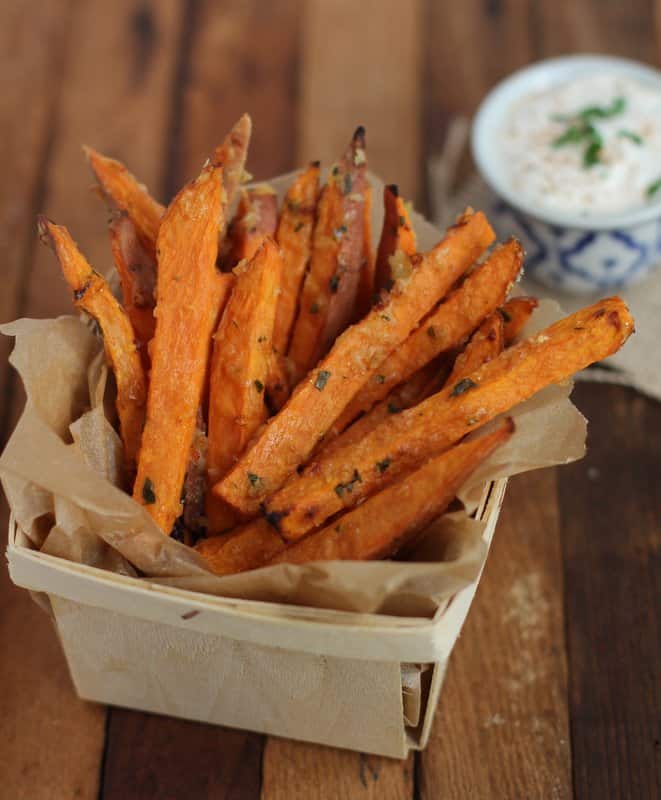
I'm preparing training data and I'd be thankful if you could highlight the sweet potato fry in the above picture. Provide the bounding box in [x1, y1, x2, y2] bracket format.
[214, 209, 495, 515]
[266, 162, 321, 410]
[264, 297, 634, 539]
[445, 313, 504, 386]
[500, 296, 539, 344]
[331, 238, 523, 435]
[85, 147, 165, 254]
[195, 518, 286, 576]
[133, 164, 223, 534]
[109, 214, 157, 361]
[212, 113, 252, 210]
[38, 217, 147, 470]
[316, 359, 446, 460]
[355, 184, 375, 318]
[287, 127, 369, 380]
[269, 421, 513, 566]
[374, 184, 416, 293]
[206, 238, 283, 533]
[223, 185, 278, 270]
[272, 162, 321, 356]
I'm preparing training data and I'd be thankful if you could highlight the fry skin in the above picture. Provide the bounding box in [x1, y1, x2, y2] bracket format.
[85, 147, 165, 254]
[331, 238, 523, 435]
[267, 162, 321, 410]
[223, 185, 278, 270]
[355, 183, 375, 319]
[214, 209, 495, 515]
[374, 184, 416, 293]
[108, 214, 157, 362]
[195, 518, 286, 576]
[264, 297, 634, 540]
[133, 164, 223, 534]
[316, 359, 446, 460]
[38, 217, 147, 470]
[268, 420, 513, 566]
[445, 312, 504, 386]
[206, 238, 283, 533]
[288, 127, 369, 380]
[500, 296, 539, 344]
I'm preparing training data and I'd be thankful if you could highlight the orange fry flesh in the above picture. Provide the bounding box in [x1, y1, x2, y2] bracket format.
[223, 186, 278, 270]
[266, 162, 321, 410]
[195, 518, 286, 576]
[500, 296, 539, 344]
[38, 217, 147, 469]
[374, 184, 416, 293]
[355, 184, 375, 318]
[264, 297, 634, 540]
[206, 238, 283, 533]
[214, 209, 495, 515]
[445, 312, 504, 386]
[85, 147, 165, 254]
[133, 165, 223, 534]
[272, 162, 321, 359]
[316, 359, 446, 460]
[108, 214, 157, 360]
[331, 238, 523, 435]
[269, 420, 513, 566]
[287, 127, 369, 380]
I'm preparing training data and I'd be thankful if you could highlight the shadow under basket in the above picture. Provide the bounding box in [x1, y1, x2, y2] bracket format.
[6, 478, 507, 758]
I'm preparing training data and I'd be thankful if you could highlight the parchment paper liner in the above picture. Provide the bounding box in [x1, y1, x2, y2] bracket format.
[0, 172, 586, 618]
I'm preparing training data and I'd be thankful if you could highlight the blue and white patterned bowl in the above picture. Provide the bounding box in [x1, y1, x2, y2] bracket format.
[472, 55, 661, 294]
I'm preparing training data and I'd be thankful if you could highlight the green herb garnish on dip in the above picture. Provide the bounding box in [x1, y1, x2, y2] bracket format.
[500, 74, 661, 214]
[647, 178, 661, 198]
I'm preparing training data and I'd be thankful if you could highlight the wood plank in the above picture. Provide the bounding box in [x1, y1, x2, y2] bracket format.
[261, 740, 413, 800]
[557, 384, 661, 800]
[102, 711, 262, 800]
[0, 4, 108, 800]
[423, 0, 533, 158]
[298, 0, 423, 201]
[169, 0, 303, 191]
[19, 0, 184, 323]
[0, 0, 70, 439]
[532, 0, 657, 62]
[418, 471, 572, 799]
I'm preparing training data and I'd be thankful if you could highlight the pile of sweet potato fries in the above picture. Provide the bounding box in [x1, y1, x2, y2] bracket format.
[38, 115, 634, 575]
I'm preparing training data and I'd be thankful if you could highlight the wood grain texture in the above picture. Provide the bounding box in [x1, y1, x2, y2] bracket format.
[423, 0, 533, 157]
[298, 0, 423, 200]
[21, 0, 183, 323]
[0, 0, 70, 438]
[557, 384, 661, 800]
[532, 0, 658, 62]
[0, 5, 107, 800]
[102, 711, 262, 800]
[418, 471, 572, 799]
[261, 739, 413, 800]
[169, 0, 302, 191]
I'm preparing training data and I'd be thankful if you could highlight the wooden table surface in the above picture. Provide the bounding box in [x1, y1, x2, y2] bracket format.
[1, 2, 660, 798]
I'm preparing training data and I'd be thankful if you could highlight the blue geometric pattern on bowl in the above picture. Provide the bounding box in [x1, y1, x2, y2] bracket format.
[491, 201, 661, 293]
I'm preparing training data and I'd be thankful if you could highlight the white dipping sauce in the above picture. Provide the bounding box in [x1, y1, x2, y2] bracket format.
[500, 74, 661, 217]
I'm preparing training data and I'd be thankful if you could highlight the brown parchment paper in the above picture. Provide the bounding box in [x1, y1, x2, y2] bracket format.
[0, 172, 587, 617]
